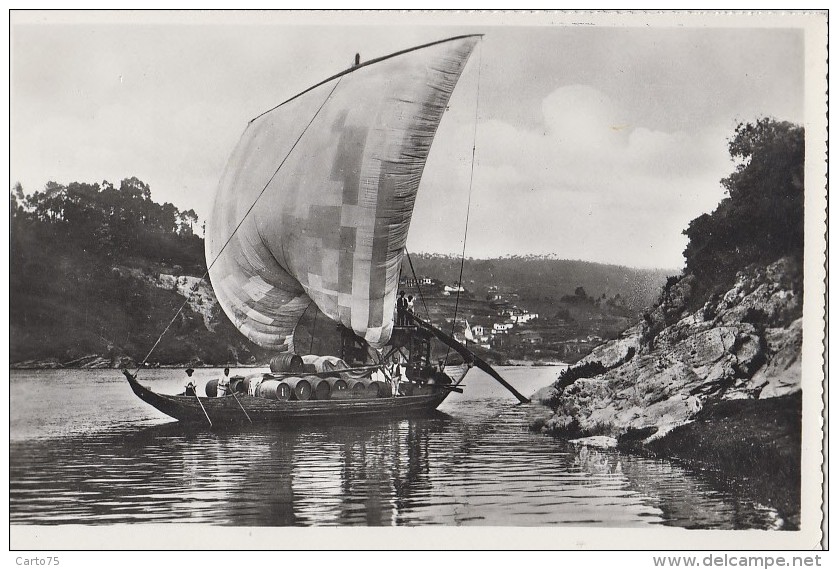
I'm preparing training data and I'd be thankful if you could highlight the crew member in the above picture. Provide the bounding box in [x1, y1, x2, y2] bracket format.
[396, 291, 408, 326]
[217, 375, 229, 397]
[391, 363, 402, 396]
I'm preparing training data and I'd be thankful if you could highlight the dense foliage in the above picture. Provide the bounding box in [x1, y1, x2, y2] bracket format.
[10, 177, 266, 366]
[10, 177, 204, 271]
[683, 118, 804, 289]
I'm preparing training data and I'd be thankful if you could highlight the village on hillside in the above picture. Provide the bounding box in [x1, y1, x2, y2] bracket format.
[398, 274, 635, 364]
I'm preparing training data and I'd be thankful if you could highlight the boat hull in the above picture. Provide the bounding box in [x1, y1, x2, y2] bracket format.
[124, 372, 450, 425]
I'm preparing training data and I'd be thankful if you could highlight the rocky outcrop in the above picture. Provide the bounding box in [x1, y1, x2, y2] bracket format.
[12, 354, 137, 369]
[12, 358, 64, 369]
[158, 274, 219, 331]
[537, 258, 803, 442]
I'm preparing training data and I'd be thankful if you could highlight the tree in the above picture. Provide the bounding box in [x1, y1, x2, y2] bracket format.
[177, 208, 199, 236]
[683, 118, 804, 288]
[10, 182, 24, 217]
[119, 177, 151, 201]
[156, 202, 179, 234]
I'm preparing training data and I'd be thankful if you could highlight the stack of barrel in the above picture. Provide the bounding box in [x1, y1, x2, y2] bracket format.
[221, 354, 393, 402]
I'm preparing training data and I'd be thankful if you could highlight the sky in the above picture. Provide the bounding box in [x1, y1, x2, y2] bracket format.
[10, 13, 805, 269]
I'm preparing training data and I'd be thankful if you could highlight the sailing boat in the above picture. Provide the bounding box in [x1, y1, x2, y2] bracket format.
[123, 35, 528, 425]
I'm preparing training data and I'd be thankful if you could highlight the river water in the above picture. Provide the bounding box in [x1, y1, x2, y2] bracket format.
[10, 367, 784, 528]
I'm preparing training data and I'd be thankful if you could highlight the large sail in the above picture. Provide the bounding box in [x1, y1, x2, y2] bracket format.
[207, 35, 480, 351]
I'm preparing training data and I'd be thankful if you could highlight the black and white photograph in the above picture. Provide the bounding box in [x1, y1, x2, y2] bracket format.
[7, 10, 827, 550]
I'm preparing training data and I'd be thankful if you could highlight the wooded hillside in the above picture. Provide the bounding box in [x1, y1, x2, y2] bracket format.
[10, 178, 671, 367]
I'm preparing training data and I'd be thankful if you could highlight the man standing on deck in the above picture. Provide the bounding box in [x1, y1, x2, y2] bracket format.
[217, 369, 230, 397]
[396, 291, 408, 326]
[392, 363, 402, 396]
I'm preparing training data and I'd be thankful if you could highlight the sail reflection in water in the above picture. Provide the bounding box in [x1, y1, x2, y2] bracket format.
[10, 368, 785, 528]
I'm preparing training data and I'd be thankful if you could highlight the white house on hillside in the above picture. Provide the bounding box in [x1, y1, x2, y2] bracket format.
[511, 312, 539, 324]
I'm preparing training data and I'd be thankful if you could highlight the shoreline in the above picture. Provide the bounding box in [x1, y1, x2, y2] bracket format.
[640, 392, 802, 529]
[10, 360, 569, 370]
[530, 392, 802, 530]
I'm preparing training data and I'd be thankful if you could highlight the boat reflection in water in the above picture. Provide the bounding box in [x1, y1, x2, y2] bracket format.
[283, 417, 439, 526]
[196, 416, 453, 526]
[9, 368, 787, 528]
[10, 410, 784, 528]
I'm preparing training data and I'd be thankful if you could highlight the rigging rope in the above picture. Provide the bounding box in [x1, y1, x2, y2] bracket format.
[133, 78, 343, 377]
[446, 40, 482, 364]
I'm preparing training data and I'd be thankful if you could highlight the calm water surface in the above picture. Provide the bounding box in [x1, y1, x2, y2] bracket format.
[10, 367, 784, 528]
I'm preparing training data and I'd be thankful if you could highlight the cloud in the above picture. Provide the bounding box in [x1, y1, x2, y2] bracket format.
[410, 84, 732, 268]
[542, 85, 628, 151]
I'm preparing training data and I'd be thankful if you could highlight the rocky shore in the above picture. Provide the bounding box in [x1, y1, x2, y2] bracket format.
[12, 355, 138, 369]
[532, 258, 803, 527]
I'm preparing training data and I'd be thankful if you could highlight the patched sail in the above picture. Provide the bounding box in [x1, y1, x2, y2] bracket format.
[206, 35, 479, 350]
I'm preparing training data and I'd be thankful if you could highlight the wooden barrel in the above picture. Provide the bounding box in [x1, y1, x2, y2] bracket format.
[255, 380, 278, 399]
[269, 353, 304, 373]
[325, 378, 349, 399]
[307, 375, 331, 400]
[205, 378, 219, 397]
[255, 379, 294, 401]
[275, 381, 293, 400]
[345, 379, 369, 398]
[284, 376, 312, 401]
[228, 376, 246, 394]
[366, 380, 388, 398]
[328, 378, 348, 391]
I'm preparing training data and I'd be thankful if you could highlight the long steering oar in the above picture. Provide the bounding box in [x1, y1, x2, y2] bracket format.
[410, 315, 530, 404]
[229, 389, 252, 424]
[193, 392, 213, 428]
[184, 369, 213, 427]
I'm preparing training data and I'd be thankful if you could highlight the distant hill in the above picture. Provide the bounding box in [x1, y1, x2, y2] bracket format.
[10, 178, 672, 367]
[402, 253, 672, 314]
[395, 254, 671, 364]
